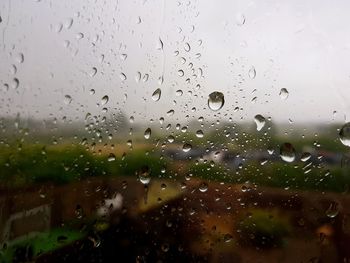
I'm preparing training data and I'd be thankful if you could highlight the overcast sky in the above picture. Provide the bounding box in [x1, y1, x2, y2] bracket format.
[1, 0, 350, 126]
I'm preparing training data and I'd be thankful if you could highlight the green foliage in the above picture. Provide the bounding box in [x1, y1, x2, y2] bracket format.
[237, 209, 290, 248]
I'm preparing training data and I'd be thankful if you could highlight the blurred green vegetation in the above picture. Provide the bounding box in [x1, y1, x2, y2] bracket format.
[236, 209, 290, 248]
[0, 144, 168, 187]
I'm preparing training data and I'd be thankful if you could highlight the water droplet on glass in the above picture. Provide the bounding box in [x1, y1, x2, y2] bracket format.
[236, 13, 246, 26]
[279, 88, 289, 100]
[326, 202, 339, 218]
[280, 143, 296, 162]
[339, 123, 350, 147]
[176, 90, 183, 96]
[89, 89, 95, 95]
[157, 38, 164, 50]
[12, 78, 19, 89]
[167, 135, 175, 143]
[144, 128, 151, 139]
[208, 91, 225, 111]
[101, 95, 109, 106]
[248, 66, 256, 79]
[108, 153, 116, 162]
[167, 110, 174, 116]
[16, 53, 24, 63]
[196, 130, 204, 138]
[76, 32, 84, 39]
[138, 166, 151, 185]
[64, 95, 72, 105]
[64, 18, 74, 29]
[199, 182, 208, 192]
[135, 72, 141, 83]
[184, 42, 191, 52]
[90, 67, 97, 77]
[254, 114, 266, 131]
[120, 53, 127, 60]
[182, 143, 192, 152]
[178, 70, 184, 77]
[120, 73, 127, 81]
[300, 152, 311, 162]
[152, 88, 161, 101]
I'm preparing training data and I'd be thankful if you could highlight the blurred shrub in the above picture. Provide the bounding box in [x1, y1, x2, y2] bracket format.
[236, 209, 290, 248]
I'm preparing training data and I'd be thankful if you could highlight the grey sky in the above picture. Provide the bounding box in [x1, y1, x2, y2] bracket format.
[1, 0, 350, 125]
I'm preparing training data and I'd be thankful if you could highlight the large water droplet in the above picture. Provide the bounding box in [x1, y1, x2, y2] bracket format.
[144, 128, 151, 139]
[339, 123, 350, 147]
[280, 143, 296, 162]
[208, 92, 224, 111]
[101, 95, 109, 106]
[279, 88, 289, 100]
[196, 130, 204, 138]
[152, 88, 161, 101]
[254, 114, 266, 131]
[248, 66, 256, 79]
[326, 202, 339, 218]
[182, 143, 192, 152]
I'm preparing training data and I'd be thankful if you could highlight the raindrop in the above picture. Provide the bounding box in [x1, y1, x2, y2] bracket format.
[280, 143, 296, 162]
[199, 182, 208, 192]
[236, 13, 246, 26]
[279, 88, 289, 100]
[12, 78, 19, 89]
[138, 166, 151, 185]
[64, 18, 73, 29]
[135, 72, 141, 83]
[196, 130, 204, 138]
[254, 114, 266, 131]
[108, 153, 116, 162]
[178, 70, 184, 77]
[120, 73, 127, 81]
[248, 66, 256, 79]
[101, 95, 109, 106]
[89, 89, 95, 95]
[76, 32, 84, 39]
[176, 90, 183, 96]
[167, 110, 174, 116]
[152, 88, 161, 101]
[120, 53, 127, 60]
[339, 123, 350, 147]
[184, 42, 191, 52]
[300, 152, 311, 162]
[157, 38, 164, 50]
[144, 128, 151, 139]
[326, 202, 339, 218]
[167, 135, 175, 143]
[64, 95, 72, 105]
[182, 143, 192, 152]
[16, 53, 24, 64]
[208, 91, 224, 111]
[90, 67, 97, 77]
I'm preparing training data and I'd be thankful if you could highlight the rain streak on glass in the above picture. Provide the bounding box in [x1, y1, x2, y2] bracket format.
[208, 92, 225, 111]
[279, 88, 289, 100]
[280, 143, 296, 163]
[339, 123, 350, 147]
[254, 114, 266, 131]
[152, 88, 161, 101]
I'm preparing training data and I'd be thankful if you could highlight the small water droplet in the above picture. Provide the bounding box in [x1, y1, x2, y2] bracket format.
[339, 123, 350, 147]
[138, 166, 151, 185]
[196, 130, 204, 138]
[176, 90, 183, 96]
[199, 182, 208, 192]
[135, 72, 141, 83]
[144, 128, 151, 139]
[101, 95, 109, 106]
[167, 135, 175, 143]
[108, 153, 116, 162]
[64, 95, 72, 105]
[182, 143, 192, 152]
[152, 88, 161, 101]
[254, 114, 266, 131]
[184, 42, 191, 52]
[90, 67, 97, 77]
[120, 73, 127, 81]
[89, 89, 95, 95]
[178, 70, 184, 77]
[120, 53, 127, 60]
[157, 38, 164, 50]
[326, 202, 339, 218]
[248, 66, 256, 79]
[208, 91, 224, 111]
[16, 53, 24, 64]
[236, 13, 246, 26]
[279, 88, 289, 100]
[300, 152, 311, 162]
[280, 143, 296, 162]
[167, 110, 174, 116]
[76, 32, 84, 39]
